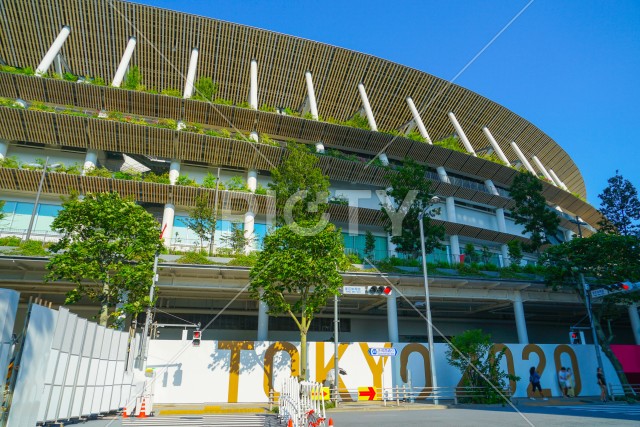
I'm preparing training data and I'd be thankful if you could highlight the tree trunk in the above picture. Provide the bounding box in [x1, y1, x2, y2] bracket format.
[99, 283, 109, 326]
[594, 313, 633, 399]
[300, 326, 308, 381]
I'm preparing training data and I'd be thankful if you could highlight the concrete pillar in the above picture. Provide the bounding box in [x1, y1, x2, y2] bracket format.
[249, 59, 258, 110]
[387, 235, 397, 258]
[501, 244, 510, 268]
[445, 197, 457, 223]
[495, 208, 507, 232]
[378, 152, 389, 167]
[244, 211, 255, 254]
[36, 26, 71, 76]
[304, 71, 319, 120]
[357, 83, 378, 131]
[484, 179, 499, 196]
[315, 142, 325, 154]
[510, 142, 536, 175]
[450, 235, 461, 264]
[54, 54, 63, 78]
[628, 303, 640, 345]
[564, 229, 574, 242]
[405, 97, 432, 143]
[532, 156, 555, 185]
[0, 140, 9, 160]
[250, 131, 259, 143]
[161, 203, 176, 249]
[549, 169, 568, 191]
[169, 160, 181, 185]
[387, 293, 399, 343]
[481, 126, 510, 166]
[447, 112, 476, 156]
[436, 166, 450, 184]
[247, 169, 257, 193]
[513, 291, 529, 344]
[257, 292, 269, 341]
[82, 149, 98, 175]
[183, 47, 199, 99]
[111, 37, 137, 87]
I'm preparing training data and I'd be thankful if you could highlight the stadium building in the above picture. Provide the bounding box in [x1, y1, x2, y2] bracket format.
[0, 0, 638, 348]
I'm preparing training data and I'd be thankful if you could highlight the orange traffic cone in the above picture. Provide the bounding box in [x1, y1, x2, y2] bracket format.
[137, 397, 148, 418]
[287, 418, 293, 427]
[122, 404, 129, 418]
[328, 417, 334, 426]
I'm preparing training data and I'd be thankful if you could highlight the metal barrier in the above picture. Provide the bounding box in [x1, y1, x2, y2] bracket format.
[608, 383, 640, 398]
[277, 378, 327, 427]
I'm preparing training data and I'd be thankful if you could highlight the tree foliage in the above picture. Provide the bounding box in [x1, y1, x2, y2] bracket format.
[45, 192, 163, 326]
[364, 230, 376, 261]
[509, 172, 560, 253]
[220, 223, 252, 254]
[123, 65, 143, 91]
[269, 142, 330, 226]
[193, 77, 219, 102]
[597, 170, 640, 236]
[382, 158, 444, 257]
[184, 195, 217, 255]
[541, 233, 640, 396]
[250, 221, 347, 380]
[445, 329, 519, 404]
[0, 199, 5, 223]
[507, 240, 523, 268]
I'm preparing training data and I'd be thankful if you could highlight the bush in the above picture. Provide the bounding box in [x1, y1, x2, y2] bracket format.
[193, 77, 218, 102]
[113, 170, 142, 181]
[0, 156, 20, 169]
[343, 113, 369, 130]
[227, 252, 259, 267]
[0, 236, 21, 246]
[63, 72, 78, 82]
[123, 65, 143, 91]
[255, 184, 267, 195]
[176, 251, 214, 265]
[406, 130, 426, 143]
[142, 172, 170, 184]
[260, 103, 276, 112]
[85, 167, 112, 178]
[29, 101, 55, 112]
[202, 172, 224, 189]
[226, 176, 249, 192]
[176, 174, 198, 187]
[156, 118, 177, 130]
[213, 98, 233, 105]
[346, 252, 362, 264]
[435, 136, 466, 153]
[161, 87, 182, 97]
[10, 240, 48, 256]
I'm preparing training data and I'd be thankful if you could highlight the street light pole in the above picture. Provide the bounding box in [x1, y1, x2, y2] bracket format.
[580, 273, 607, 397]
[25, 156, 49, 241]
[419, 208, 439, 404]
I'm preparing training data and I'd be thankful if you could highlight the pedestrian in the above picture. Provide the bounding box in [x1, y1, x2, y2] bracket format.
[566, 368, 575, 397]
[558, 367, 568, 398]
[597, 367, 607, 402]
[529, 366, 547, 401]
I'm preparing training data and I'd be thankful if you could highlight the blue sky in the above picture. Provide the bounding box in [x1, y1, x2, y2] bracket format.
[138, 0, 640, 205]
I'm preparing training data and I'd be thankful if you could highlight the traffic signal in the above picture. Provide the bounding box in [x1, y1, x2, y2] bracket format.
[569, 330, 584, 345]
[367, 286, 392, 296]
[605, 282, 631, 292]
[192, 330, 201, 347]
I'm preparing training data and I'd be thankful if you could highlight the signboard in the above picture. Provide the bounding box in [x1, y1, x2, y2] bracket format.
[311, 387, 330, 401]
[342, 286, 366, 295]
[358, 386, 377, 401]
[368, 347, 397, 357]
[590, 288, 608, 299]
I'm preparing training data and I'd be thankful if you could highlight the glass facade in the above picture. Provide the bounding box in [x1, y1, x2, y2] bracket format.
[0, 201, 61, 234]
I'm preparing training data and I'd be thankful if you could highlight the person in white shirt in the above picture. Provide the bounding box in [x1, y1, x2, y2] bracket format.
[558, 367, 568, 398]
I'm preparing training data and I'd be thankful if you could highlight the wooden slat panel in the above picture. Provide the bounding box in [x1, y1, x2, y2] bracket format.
[0, 107, 26, 140]
[0, 73, 18, 98]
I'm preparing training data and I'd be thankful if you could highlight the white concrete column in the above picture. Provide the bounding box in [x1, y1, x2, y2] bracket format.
[513, 291, 529, 344]
[0, 140, 9, 160]
[183, 47, 199, 99]
[247, 169, 257, 193]
[257, 291, 269, 341]
[405, 97, 432, 143]
[54, 54, 63, 78]
[249, 59, 258, 110]
[378, 153, 389, 167]
[250, 131, 259, 142]
[161, 203, 176, 249]
[481, 126, 510, 166]
[549, 169, 568, 191]
[111, 36, 137, 87]
[304, 71, 319, 120]
[445, 197, 457, 223]
[244, 211, 255, 254]
[387, 235, 397, 258]
[628, 303, 640, 345]
[501, 244, 510, 268]
[169, 159, 181, 185]
[387, 293, 399, 343]
[450, 235, 461, 264]
[532, 156, 555, 185]
[495, 208, 507, 233]
[36, 25, 71, 76]
[564, 229, 574, 242]
[82, 149, 98, 175]
[436, 166, 450, 184]
[510, 142, 536, 175]
[484, 179, 499, 196]
[315, 142, 325, 153]
[357, 83, 378, 131]
[447, 112, 476, 156]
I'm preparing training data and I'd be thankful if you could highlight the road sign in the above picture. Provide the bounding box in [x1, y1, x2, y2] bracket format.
[358, 386, 377, 401]
[590, 288, 608, 298]
[342, 286, 366, 295]
[368, 347, 397, 357]
[311, 387, 330, 401]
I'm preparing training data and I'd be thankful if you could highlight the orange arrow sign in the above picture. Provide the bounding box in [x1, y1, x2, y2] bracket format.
[358, 386, 376, 401]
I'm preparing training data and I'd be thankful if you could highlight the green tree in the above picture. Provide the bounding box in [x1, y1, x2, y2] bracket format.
[382, 158, 444, 258]
[250, 221, 346, 380]
[597, 170, 640, 236]
[445, 329, 519, 404]
[193, 77, 218, 102]
[509, 172, 560, 253]
[269, 142, 330, 226]
[0, 199, 5, 223]
[364, 230, 376, 262]
[183, 195, 217, 255]
[541, 233, 640, 398]
[45, 192, 163, 326]
[507, 240, 523, 268]
[220, 223, 252, 254]
[464, 243, 480, 264]
[123, 65, 143, 91]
